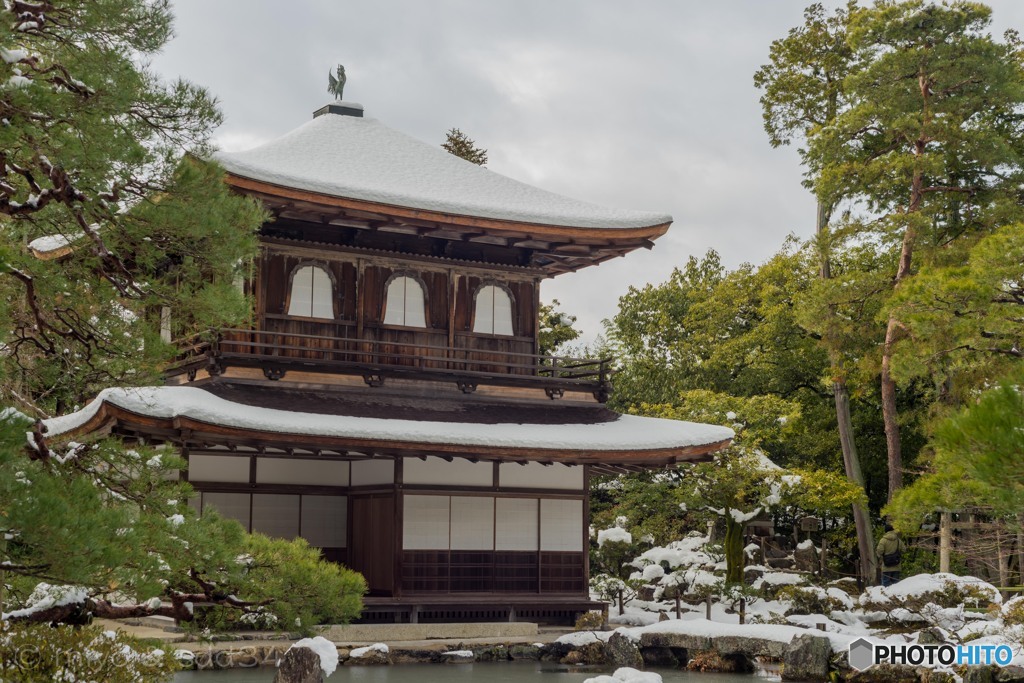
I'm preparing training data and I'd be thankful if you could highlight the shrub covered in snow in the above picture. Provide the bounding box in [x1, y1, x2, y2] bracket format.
[776, 585, 852, 616]
[0, 622, 179, 681]
[860, 573, 1001, 612]
[1002, 595, 1024, 627]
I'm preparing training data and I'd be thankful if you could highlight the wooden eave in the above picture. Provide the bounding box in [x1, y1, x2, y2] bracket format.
[226, 174, 669, 275]
[48, 400, 730, 470]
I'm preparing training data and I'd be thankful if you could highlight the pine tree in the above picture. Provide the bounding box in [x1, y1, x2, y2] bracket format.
[0, 0, 365, 627]
[442, 128, 488, 165]
[758, 0, 1024, 505]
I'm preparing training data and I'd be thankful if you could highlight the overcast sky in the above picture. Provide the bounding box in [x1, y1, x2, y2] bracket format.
[152, 1, 1024, 344]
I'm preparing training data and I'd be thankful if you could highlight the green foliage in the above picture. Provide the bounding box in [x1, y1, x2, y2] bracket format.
[0, 0, 351, 633]
[885, 367, 1024, 527]
[0, 0, 265, 413]
[237, 534, 366, 635]
[754, 1, 856, 151]
[0, 622, 179, 683]
[537, 299, 581, 357]
[441, 128, 488, 166]
[776, 585, 845, 616]
[0, 412, 364, 630]
[888, 223, 1024, 404]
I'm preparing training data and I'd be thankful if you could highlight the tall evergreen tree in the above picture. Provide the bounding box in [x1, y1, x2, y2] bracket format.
[755, 1, 878, 583]
[806, 1, 1024, 501]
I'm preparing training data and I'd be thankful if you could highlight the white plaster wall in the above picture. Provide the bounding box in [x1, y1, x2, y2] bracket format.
[256, 458, 350, 486]
[188, 454, 250, 483]
[403, 457, 492, 487]
[499, 462, 583, 490]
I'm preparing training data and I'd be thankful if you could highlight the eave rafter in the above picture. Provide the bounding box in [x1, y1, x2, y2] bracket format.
[227, 174, 670, 275]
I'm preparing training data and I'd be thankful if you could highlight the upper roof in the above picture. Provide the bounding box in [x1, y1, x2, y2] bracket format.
[214, 103, 672, 232]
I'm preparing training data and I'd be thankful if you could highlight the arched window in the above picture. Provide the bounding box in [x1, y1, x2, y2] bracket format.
[287, 265, 334, 318]
[473, 284, 514, 336]
[383, 275, 426, 327]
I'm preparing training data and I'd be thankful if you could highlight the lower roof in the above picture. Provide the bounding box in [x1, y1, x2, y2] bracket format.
[40, 385, 733, 468]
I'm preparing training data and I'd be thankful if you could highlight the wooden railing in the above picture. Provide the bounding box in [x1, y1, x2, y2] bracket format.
[168, 326, 613, 401]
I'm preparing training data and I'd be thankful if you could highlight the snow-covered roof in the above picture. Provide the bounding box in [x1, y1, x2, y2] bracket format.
[40, 386, 733, 464]
[214, 107, 672, 231]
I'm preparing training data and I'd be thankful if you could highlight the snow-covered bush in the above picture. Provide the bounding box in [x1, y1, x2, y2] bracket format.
[1002, 596, 1024, 627]
[777, 585, 850, 616]
[860, 573, 1001, 612]
[0, 622, 179, 682]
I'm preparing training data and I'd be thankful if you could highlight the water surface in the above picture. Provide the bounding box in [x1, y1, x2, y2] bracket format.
[173, 660, 779, 682]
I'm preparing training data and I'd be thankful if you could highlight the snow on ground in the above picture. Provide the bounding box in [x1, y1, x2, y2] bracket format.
[589, 532, 1024, 669]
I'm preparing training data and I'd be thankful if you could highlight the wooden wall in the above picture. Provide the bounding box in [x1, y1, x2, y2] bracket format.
[253, 245, 541, 365]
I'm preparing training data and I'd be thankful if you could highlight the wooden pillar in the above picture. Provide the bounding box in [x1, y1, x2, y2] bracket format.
[533, 277, 542, 356]
[447, 270, 456, 350]
[940, 511, 952, 573]
[393, 457, 403, 598]
[582, 465, 591, 595]
[355, 259, 366, 339]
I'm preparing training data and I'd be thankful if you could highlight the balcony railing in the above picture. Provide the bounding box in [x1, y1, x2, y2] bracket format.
[167, 327, 613, 402]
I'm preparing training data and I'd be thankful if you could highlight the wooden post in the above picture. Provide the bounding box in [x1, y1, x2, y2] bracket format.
[617, 589, 624, 616]
[705, 595, 712, 620]
[819, 536, 828, 578]
[739, 597, 745, 625]
[940, 511, 952, 574]
[1017, 514, 1024, 587]
[675, 594, 681, 620]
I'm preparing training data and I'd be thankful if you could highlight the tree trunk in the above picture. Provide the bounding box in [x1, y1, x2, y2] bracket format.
[724, 514, 745, 585]
[817, 197, 877, 585]
[834, 379, 877, 584]
[996, 525, 1010, 590]
[1017, 513, 1024, 585]
[880, 319, 904, 501]
[940, 511, 952, 573]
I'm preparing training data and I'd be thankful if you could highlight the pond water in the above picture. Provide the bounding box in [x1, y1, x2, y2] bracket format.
[173, 660, 780, 683]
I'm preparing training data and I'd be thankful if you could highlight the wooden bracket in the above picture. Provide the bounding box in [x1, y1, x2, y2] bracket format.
[545, 388, 564, 400]
[456, 381, 478, 394]
[363, 374, 385, 387]
[262, 368, 287, 381]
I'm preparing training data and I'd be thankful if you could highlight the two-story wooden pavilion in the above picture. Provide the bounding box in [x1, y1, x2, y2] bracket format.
[40, 101, 733, 624]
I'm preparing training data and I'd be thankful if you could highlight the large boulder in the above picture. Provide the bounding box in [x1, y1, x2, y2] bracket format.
[639, 631, 711, 652]
[964, 666, 996, 683]
[714, 635, 788, 659]
[782, 634, 831, 682]
[996, 666, 1024, 683]
[606, 632, 644, 669]
[274, 646, 323, 683]
[794, 544, 819, 573]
